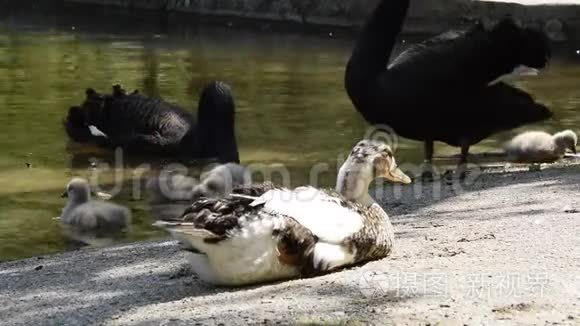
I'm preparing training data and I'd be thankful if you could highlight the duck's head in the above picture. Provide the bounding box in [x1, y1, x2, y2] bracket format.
[61, 178, 91, 203]
[337, 140, 411, 205]
[553, 130, 577, 154]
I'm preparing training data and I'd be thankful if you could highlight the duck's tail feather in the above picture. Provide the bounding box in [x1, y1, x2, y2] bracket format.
[153, 221, 222, 252]
[153, 221, 215, 238]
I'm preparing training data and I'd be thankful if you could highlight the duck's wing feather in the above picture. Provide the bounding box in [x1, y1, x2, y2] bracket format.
[155, 183, 365, 245]
[255, 187, 365, 244]
[155, 183, 284, 241]
[231, 181, 280, 197]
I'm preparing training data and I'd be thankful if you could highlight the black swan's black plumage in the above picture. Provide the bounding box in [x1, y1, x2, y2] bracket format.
[64, 81, 239, 163]
[345, 0, 553, 164]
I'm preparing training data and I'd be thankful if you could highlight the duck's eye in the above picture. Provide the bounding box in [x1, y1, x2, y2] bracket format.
[382, 148, 393, 157]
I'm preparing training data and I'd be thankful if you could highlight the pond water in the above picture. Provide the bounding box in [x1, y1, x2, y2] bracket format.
[1, 4, 579, 261]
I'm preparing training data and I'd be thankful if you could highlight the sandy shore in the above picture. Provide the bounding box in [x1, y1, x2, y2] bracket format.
[1, 164, 579, 325]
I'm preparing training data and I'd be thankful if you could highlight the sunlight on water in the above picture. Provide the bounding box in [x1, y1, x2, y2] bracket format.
[0, 7, 579, 260]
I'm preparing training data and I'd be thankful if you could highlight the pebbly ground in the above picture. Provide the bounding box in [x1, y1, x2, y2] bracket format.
[1, 164, 579, 325]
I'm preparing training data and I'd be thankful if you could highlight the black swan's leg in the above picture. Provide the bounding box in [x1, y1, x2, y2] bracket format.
[421, 140, 435, 182]
[459, 145, 469, 165]
[443, 144, 471, 183]
[456, 144, 470, 180]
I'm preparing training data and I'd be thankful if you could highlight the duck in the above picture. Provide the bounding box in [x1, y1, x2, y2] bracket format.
[345, 0, 553, 176]
[64, 81, 239, 163]
[154, 140, 411, 286]
[60, 178, 131, 232]
[504, 129, 577, 163]
[146, 163, 250, 205]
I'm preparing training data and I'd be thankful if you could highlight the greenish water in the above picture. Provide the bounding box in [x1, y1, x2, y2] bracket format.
[1, 15, 579, 261]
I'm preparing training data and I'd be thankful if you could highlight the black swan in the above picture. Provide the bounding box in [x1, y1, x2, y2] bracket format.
[345, 0, 553, 175]
[64, 81, 239, 163]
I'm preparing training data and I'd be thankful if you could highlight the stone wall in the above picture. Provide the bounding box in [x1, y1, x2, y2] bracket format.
[59, 0, 580, 40]
[61, 0, 469, 24]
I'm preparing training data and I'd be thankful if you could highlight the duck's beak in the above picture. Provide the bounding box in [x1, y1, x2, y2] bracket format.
[572, 147, 577, 155]
[60, 191, 68, 198]
[384, 166, 412, 185]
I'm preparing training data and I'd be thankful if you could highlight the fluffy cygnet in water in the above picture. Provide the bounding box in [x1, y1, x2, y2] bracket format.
[192, 163, 250, 199]
[146, 174, 199, 204]
[60, 178, 131, 232]
[146, 163, 250, 204]
[504, 129, 577, 163]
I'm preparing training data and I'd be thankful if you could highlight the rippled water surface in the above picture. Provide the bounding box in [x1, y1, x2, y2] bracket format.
[1, 5, 579, 260]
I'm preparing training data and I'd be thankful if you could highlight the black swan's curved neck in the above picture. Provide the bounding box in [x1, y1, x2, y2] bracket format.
[195, 82, 240, 164]
[346, 0, 410, 84]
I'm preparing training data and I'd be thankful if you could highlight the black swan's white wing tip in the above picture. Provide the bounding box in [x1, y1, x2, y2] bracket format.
[88, 125, 108, 138]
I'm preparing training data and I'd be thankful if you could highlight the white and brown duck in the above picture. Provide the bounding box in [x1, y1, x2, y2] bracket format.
[154, 140, 411, 286]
